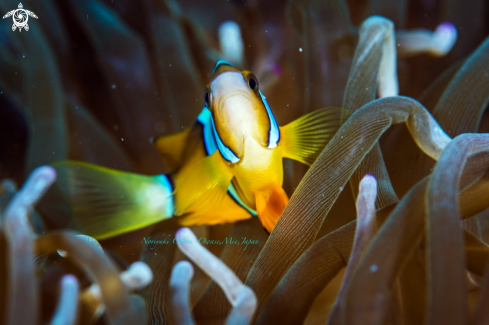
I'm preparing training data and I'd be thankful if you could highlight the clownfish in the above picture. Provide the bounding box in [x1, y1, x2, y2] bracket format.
[52, 60, 341, 239]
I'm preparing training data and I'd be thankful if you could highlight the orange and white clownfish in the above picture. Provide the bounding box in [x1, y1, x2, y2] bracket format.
[156, 60, 342, 233]
[51, 60, 341, 239]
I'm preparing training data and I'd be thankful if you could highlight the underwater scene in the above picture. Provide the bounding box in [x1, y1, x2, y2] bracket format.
[0, 0, 489, 324]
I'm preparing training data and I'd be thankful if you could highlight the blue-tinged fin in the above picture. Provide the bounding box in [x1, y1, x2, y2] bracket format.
[259, 90, 280, 149]
[209, 111, 240, 163]
[52, 161, 174, 240]
[213, 59, 234, 74]
[228, 182, 258, 216]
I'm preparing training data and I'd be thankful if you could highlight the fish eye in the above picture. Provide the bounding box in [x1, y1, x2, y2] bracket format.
[204, 88, 210, 106]
[248, 74, 258, 91]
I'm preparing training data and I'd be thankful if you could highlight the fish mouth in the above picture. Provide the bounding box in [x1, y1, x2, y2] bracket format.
[215, 89, 255, 113]
[214, 89, 257, 124]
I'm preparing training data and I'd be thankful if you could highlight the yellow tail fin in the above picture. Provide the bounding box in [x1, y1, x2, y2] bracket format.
[52, 161, 174, 239]
[280, 107, 343, 166]
[255, 186, 289, 233]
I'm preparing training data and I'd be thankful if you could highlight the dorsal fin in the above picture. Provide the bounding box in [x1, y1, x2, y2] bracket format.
[213, 59, 234, 73]
[152, 127, 191, 173]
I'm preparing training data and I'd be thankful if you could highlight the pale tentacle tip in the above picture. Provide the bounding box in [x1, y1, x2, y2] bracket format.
[61, 274, 79, 286]
[121, 261, 154, 290]
[33, 165, 57, 181]
[176, 227, 192, 239]
[432, 22, 457, 56]
[20, 165, 57, 206]
[362, 174, 377, 183]
[171, 260, 194, 282]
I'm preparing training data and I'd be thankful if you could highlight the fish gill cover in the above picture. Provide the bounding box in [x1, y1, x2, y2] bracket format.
[0, 0, 488, 324]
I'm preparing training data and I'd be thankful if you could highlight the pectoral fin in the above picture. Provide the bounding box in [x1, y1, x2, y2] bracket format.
[255, 186, 289, 233]
[173, 151, 233, 216]
[280, 107, 343, 166]
[152, 127, 191, 172]
[52, 161, 174, 240]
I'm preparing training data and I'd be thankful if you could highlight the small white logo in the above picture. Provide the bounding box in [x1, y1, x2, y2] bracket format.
[2, 3, 38, 32]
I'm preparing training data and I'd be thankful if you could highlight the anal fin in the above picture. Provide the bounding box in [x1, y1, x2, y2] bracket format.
[255, 186, 289, 233]
[280, 107, 343, 166]
[178, 194, 252, 226]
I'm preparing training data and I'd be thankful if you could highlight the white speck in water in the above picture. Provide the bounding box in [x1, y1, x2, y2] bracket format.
[169, 64, 172, 67]
[370, 264, 378, 272]
[121, 138, 124, 141]
[87, 15, 89, 20]
[341, 136, 344, 139]
[111, 84, 116, 89]
[366, 87, 369, 90]
[299, 47, 303, 52]
[52, 152, 55, 154]
[398, 43, 400, 46]
[22, 54, 25, 58]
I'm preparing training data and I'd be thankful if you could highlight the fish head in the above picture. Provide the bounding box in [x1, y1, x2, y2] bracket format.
[204, 60, 279, 163]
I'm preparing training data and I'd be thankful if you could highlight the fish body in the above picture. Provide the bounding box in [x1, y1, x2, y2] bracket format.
[230, 131, 284, 208]
[204, 64, 284, 205]
[53, 60, 341, 239]
[169, 61, 341, 232]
